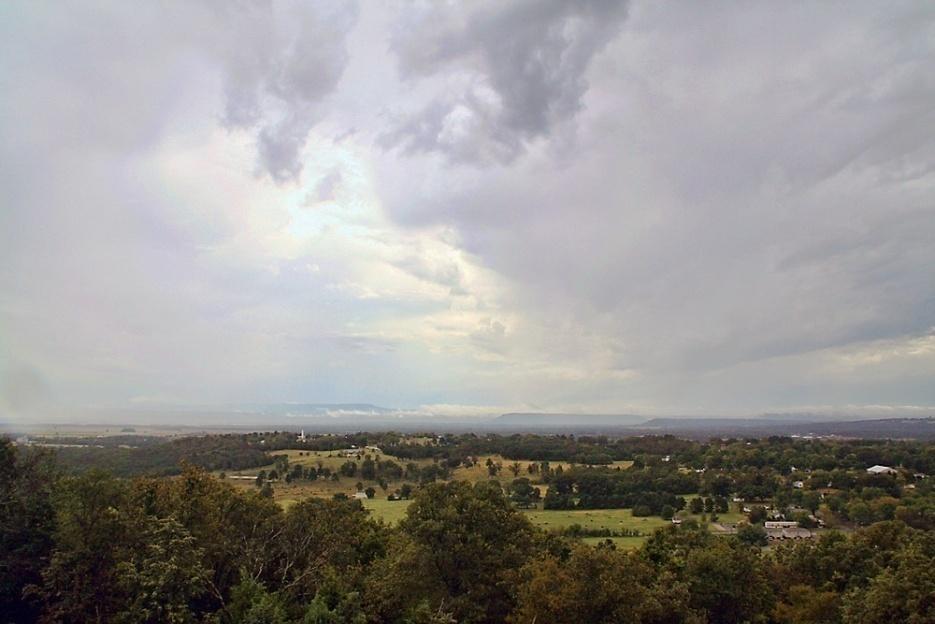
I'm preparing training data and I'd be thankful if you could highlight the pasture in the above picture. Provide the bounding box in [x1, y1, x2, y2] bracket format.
[222, 449, 681, 549]
[523, 508, 669, 535]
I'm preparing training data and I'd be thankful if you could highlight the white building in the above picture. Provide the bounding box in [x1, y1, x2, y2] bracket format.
[866, 465, 897, 475]
[353, 491, 368, 500]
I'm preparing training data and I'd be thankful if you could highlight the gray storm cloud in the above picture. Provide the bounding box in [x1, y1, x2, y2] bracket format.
[216, 2, 359, 182]
[381, 0, 630, 164]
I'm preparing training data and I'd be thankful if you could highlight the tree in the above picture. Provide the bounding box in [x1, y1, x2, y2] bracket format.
[685, 539, 775, 623]
[774, 585, 840, 624]
[361, 458, 376, 481]
[34, 471, 131, 622]
[748, 505, 768, 524]
[270, 497, 386, 604]
[841, 533, 935, 624]
[690, 497, 704, 514]
[400, 481, 537, 622]
[0, 439, 55, 622]
[508, 462, 522, 477]
[737, 523, 768, 547]
[510, 546, 699, 624]
[365, 487, 376, 499]
[112, 516, 209, 623]
[227, 578, 289, 624]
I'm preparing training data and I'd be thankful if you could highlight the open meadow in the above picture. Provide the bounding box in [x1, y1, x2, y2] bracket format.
[221, 449, 676, 549]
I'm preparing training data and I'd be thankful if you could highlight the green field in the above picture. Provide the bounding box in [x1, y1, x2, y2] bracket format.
[357, 499, 670, 549]
[224, 450, 718, 551]
[581, 536, 650, 549]
[523, 508, 669, 534]
[361, 497, 411, 525]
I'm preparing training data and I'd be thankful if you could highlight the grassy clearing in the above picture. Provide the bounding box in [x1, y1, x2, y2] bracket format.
[223, 451, 689, 550]
[522, 508, 670, 534]
[361, 498, 411, 525]
[358, 499, 671, 543]
[581, 536, 649, 550]
[449, 455, 633, 482]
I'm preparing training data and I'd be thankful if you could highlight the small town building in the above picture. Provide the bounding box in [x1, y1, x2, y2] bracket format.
[766, 527, 813, 540]
[866, 465, 898, 475]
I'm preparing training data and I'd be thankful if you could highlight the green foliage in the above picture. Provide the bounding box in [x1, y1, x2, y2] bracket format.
[228, 579, 288, 624]
[49, 435, 271, 477]
[737, 522, 768, 547]
[400, 481, 538, 622]
[510, 545, 699, 624]
[7, 432, 935, 624]
[840, 532, 935, 624]
[0, 441, 55, 622]
[112, 517, 208, 623]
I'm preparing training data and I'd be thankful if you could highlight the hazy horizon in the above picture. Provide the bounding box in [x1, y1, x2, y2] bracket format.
[2, 1, 935, 424]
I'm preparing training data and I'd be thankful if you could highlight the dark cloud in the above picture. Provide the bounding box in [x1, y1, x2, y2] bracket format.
[381, 0, 630, 164]
[215, 2, 359, 182]
[379, 1, 935, 382]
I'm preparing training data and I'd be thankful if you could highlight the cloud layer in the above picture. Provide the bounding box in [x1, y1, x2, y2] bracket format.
[1, 1, 934, 418]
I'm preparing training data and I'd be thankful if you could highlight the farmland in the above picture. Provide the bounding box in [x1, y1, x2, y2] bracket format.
[222, 448, 684, 547]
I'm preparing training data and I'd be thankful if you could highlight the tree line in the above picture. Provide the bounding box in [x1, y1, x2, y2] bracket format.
[3, 436, 935, 623]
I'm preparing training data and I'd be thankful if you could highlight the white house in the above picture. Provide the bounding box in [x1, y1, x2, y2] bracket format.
[353, 491, 368, 500]
[866, 465, 898, 475]
[792, 481, 804, 489]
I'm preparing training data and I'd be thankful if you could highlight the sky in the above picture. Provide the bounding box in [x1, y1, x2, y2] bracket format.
[1, 1, 934, 420]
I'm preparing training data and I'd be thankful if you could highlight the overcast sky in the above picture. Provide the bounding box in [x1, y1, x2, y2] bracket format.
[2, 1, 934, 419]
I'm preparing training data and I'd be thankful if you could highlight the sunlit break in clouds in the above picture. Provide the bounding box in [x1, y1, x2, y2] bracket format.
[1, 1, 935, 421]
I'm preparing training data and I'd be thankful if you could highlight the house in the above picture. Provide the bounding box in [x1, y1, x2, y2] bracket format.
[764, 521, 799, 529]
[365, 445, 382, 454]
[792, 480, 804, 489]
[866, 465, 897, 475]
[766, 527, 813, 541]
[297, 429, 306, 442]
[671, 518, 682, 525]
[353, 491, 368, 500]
